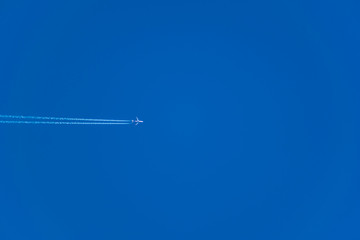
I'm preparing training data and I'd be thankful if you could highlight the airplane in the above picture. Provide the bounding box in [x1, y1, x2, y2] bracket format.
[133, 117, 143, 125]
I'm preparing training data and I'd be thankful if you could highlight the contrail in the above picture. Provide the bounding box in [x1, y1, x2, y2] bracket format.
[0, 120, 131, 125]
[0, 114, 143, 126]
[0, 114, 131, 123]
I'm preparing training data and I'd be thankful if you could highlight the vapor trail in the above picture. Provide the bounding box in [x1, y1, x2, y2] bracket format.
[0, 120, 131, 125]
[0, 114, 131, 123]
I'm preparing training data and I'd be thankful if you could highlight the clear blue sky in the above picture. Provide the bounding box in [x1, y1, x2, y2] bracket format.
[1, 1, 359, 239]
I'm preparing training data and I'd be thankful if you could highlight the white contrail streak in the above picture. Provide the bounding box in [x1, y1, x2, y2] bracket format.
[0, 120, 131, 125]
[0, 114, 131, 123]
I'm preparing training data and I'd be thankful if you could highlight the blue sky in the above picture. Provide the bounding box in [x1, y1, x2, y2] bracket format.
[1, 1, 359, 239]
